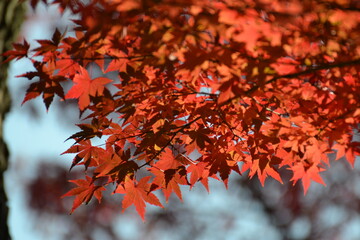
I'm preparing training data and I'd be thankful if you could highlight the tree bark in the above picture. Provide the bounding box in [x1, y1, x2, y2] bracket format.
[0, 1, 25, 239]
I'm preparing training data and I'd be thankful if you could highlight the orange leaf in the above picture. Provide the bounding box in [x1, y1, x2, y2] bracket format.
[62, 176, 105, 213]
[290, 164, 326, 194]
[65, 67, 112, 110]
[115, 176, 163, 221]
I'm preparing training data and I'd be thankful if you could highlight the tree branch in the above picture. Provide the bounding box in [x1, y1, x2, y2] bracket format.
[220, 58, 360, 106]
[138, 116, 201, 169]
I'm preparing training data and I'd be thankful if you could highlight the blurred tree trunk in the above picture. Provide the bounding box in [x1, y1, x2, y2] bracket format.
[0, 1, 25, 239]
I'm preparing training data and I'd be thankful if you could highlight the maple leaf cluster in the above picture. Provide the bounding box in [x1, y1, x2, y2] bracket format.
[5, 0, 360, 220]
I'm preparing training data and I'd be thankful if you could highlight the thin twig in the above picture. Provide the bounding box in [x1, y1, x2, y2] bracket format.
[220, 58, 360, 106]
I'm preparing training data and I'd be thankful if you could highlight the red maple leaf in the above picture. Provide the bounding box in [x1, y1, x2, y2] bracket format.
[62, 176, 105, 213]
[290, 163, 326, 194]
[65, 66, 112, 110]
[2, 40, 29, 63]
[150, 168, 188, 202]
[62, 139, 107, 170]
[154, 148, 181, 170]
[187, 162, 210, 191]
[17, 61, 66, 109]
[115, 176, 163, 221]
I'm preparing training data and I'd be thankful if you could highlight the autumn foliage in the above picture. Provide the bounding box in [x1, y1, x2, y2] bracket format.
[5, 0, 360, 220]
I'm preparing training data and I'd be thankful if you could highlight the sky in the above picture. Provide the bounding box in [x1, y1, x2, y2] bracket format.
[4, 4, 75, 240]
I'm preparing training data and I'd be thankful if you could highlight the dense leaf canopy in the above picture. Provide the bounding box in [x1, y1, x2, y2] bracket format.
[6, 0, 360, 219]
